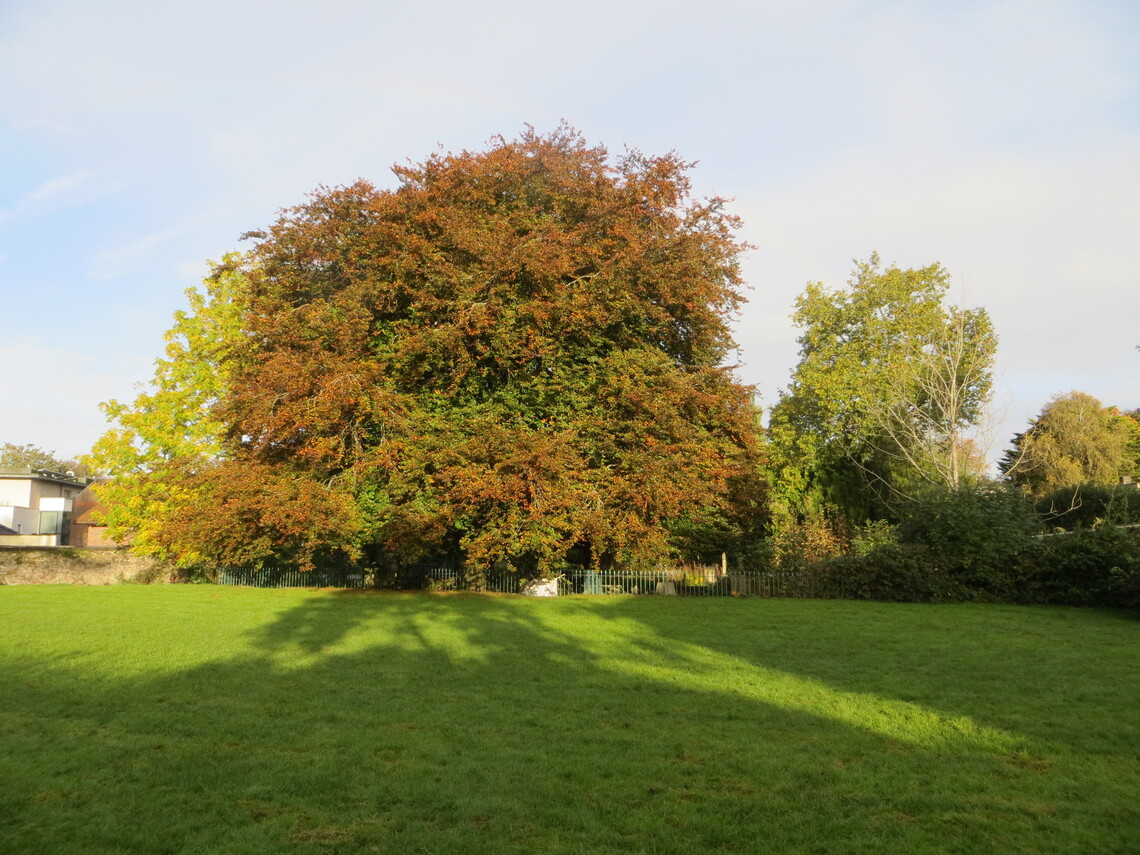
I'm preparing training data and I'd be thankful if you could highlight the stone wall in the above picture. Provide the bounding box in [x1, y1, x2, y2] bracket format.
[0, 547, 167, 585]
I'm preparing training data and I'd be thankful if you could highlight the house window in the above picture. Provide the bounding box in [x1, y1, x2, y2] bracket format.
[38, 510, 72, 544]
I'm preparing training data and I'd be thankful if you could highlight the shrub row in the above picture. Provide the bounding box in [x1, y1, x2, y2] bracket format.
[805, 486, 1140, 608]
[816, 528, 1140, 608]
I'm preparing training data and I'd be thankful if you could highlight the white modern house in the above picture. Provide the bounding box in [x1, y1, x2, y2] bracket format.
[0, 468, 91, 545]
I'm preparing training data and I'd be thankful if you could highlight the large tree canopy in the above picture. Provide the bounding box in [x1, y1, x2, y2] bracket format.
[1000, 391, 1138, 497]
[768, 254, 996, 525]
[98, 127, 763, 574]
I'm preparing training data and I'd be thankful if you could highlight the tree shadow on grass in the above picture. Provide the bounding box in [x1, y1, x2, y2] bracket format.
[2, 591, 1137, 854]
[594, 597, 1140, 757]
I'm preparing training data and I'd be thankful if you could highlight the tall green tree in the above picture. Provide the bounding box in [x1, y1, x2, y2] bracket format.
[1000, 392, 1138, 497]
[768, 254, 996, 526]
[101, 127, 764, 574]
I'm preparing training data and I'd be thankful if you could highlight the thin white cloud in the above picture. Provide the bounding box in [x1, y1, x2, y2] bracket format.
[23, 170, 92, 203]
[0, 169, 121, 224]
[89, 224, 192, 280]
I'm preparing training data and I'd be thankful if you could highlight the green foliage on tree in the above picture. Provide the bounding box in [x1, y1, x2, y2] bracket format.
[96, 127, 764, 574]
[0, 443, 89, 476]
[1120, 409, 1140, 479]
[1000, 391, 1138, 498]
[768, 254, 996, 529]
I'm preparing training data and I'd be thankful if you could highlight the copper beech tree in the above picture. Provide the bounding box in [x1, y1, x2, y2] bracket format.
[105, 127, 764, 575]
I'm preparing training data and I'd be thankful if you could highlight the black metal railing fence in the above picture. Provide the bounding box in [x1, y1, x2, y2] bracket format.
[216, 564, 850, 598]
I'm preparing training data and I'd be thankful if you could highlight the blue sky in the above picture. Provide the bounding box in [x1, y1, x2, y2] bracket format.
[2, 0, 1138, 464]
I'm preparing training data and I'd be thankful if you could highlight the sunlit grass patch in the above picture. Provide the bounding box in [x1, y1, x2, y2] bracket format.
[1, 587, 1137, 854]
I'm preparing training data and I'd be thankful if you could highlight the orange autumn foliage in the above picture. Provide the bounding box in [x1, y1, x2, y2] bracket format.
[167, 125, 764, 574]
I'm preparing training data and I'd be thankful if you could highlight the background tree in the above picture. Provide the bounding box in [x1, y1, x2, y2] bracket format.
[1121, 409, 1140, 480]
[0, 443, 89, 477]
[1000, 391, 1138, 498]
[101, 127, 763, 574]
[768, 254, 996, 528]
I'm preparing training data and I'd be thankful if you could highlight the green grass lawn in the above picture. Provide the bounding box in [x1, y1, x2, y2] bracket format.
[1, 587, 1137, 854]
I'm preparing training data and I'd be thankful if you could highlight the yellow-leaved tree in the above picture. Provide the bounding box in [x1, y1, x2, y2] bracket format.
[85, 253, 249, 562]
